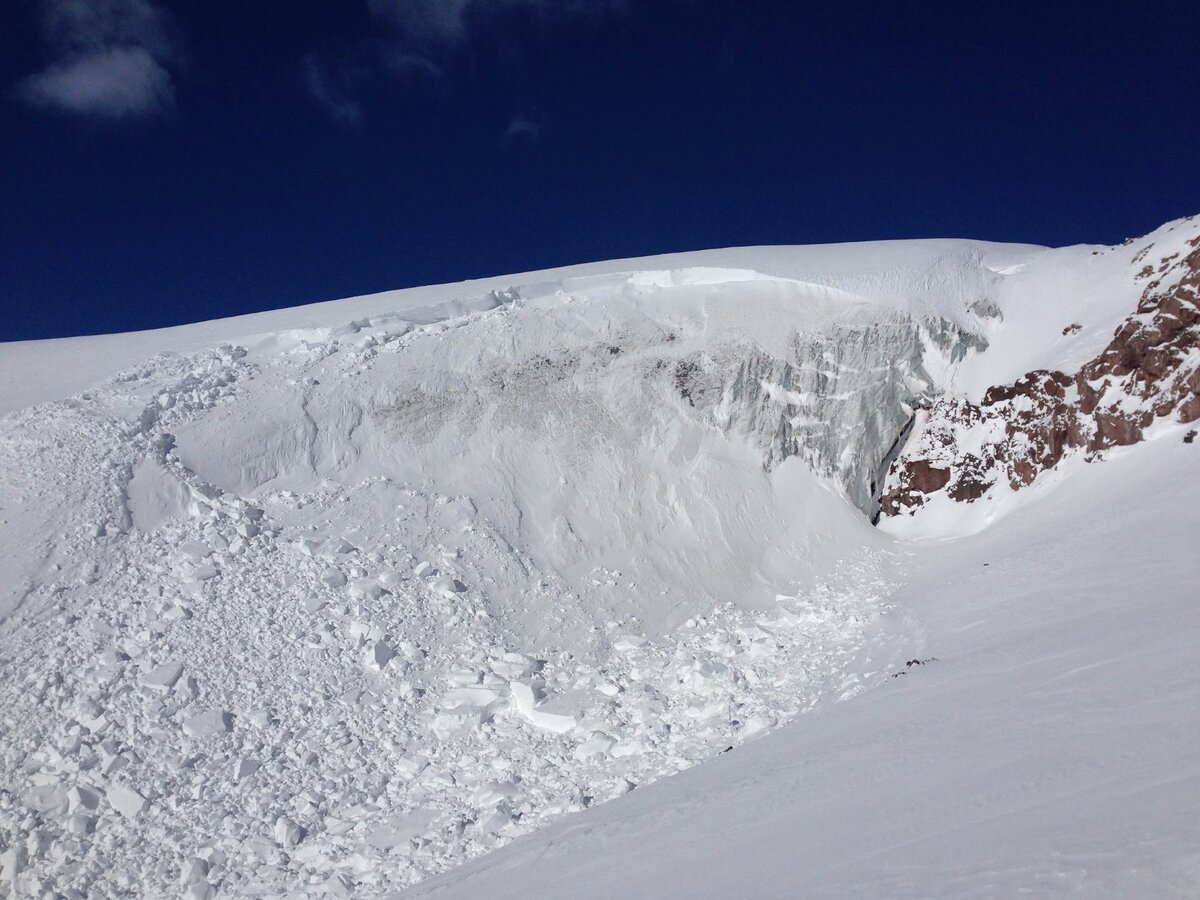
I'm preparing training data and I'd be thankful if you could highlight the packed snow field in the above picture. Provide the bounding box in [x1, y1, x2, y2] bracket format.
[1, 218, 1198, 897]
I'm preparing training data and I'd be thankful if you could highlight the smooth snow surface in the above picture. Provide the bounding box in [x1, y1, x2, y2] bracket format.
[0, 223, 1197, 898]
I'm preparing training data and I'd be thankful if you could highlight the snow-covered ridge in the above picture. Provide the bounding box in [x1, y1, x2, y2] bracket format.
[1, 222, 1195, 897]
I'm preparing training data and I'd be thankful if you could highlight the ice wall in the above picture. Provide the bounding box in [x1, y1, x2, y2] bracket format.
[700, 313, 987, 518]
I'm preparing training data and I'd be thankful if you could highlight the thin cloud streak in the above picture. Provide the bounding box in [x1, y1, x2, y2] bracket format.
[504, 114, 543, 143]
[367, 0, 629, 46]
[302, 55, 364, 127]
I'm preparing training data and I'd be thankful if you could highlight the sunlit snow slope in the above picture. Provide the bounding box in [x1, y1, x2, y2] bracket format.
[0, 220, 1197, 899]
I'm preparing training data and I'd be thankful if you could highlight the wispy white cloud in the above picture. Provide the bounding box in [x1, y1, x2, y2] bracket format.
[301, 40, 444, 126]
[17, 0, 177, 119]
[366, 0, 628, 46]
[21, 47, 173, 118]
[366, 0, 477, 46]
[504, 114, 543, 143]
[304, 0, 629, 123]
[301, 55, 364, 127]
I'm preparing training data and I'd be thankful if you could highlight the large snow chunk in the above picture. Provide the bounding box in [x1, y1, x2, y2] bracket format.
[107, 783, 148, 819]
[364, 640, 396, 671]
[67, 785, 102, 814]
[574, 731, 618, 760]
[274, 817, 304, 849]
[348, 578, 387, 601]
[127, 458, 191, 531]
[443, 685, 508, 709]
[365, 809, 436, 851]
[140, 661, 184, 693]
[431, 707, 490, 740]
[472, 781, 520, 809]
[182, 709, 232, 738]
[510, 681, 579, 734]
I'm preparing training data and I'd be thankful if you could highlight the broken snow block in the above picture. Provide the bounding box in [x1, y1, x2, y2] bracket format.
[245, 709, 272, 729]
[304, 595, 327, 613]
[475, 807, 514, 835]
[738, 715, 772, 739]
[430, 707, 489, 740]
[187, 564, 218, 582]
[274, 816, 304, 849]
[348, 578, 387, 602]
[471, 781, 519, 809]
[0, 848, 24, 884]
[231, 758, 261, 782]
[365, 810, 437, 851]
[177, 674, 200, 699]
[376, 569, 405, 589]
[65, 785, 101, 817]
[395, 754, 427, 780]
[510, 681, 578, 734]
[324, 538, 355, 556]
[447, 667, 484, 687]
[107, 782, 149, 819]
[182, 709, 232, 738]
[442, 685, 508, 709]
[180, 857, 209, 885]
[322, 874, 354, 897]
[99, 747, 128, 777]
[611, 635, 647, 653]
[66, 814, 96, 836]
[350, 621, 386, 648]
[574, 731, 618, 760]
[364, 640, 395, 671]
[141, 661, 184, 693]
[320, 569, 347, 588]
[78, 712, 110, 734]
[490, 652, 537, 680]
[97, 649, 130, 668]
[431, 575, 467, 598]
[178, 541, 212, 561]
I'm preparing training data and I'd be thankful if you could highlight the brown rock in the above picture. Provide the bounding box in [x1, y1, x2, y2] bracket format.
[879, 227, 1200, 518]
[906, 460, 951, 493]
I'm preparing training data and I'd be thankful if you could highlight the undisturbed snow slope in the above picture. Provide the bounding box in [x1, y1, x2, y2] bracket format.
[0, 221, 1197, 899]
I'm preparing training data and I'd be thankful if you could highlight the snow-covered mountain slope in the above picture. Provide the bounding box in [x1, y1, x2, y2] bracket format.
[0, 219, 1197, 898]
[407, 435, 1200, 900]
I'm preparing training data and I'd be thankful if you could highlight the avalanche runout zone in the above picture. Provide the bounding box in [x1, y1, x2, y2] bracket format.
[0, 306, 898, 897]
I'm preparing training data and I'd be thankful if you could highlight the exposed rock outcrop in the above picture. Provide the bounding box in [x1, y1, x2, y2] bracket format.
[882, 233, 1200, 516]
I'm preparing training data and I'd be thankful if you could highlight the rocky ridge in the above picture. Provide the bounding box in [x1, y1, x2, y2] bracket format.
[882, 226, 1200, 516]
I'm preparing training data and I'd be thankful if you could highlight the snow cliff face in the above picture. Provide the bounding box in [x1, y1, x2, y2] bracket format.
[707, 313, 986, 517]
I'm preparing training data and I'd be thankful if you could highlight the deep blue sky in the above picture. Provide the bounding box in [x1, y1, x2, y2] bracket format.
[2, 0, 1198, 341]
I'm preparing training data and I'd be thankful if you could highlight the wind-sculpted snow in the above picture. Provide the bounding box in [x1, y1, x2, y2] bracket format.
[3, 227, 1196, 897]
